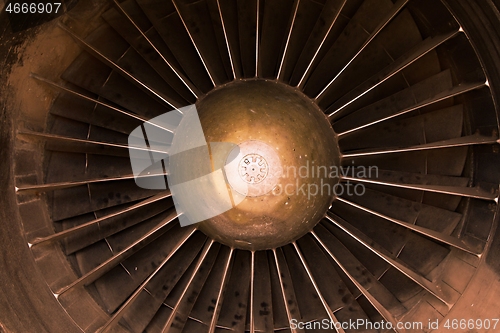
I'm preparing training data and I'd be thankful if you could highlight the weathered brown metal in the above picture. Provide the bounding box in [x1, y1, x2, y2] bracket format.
[196, 79, 340, 250]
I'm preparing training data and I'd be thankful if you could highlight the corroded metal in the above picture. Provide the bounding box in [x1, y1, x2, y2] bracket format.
[197, 80, 340, 250]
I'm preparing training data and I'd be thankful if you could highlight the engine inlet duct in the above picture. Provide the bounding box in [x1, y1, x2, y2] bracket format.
[2, 0, 500, 332]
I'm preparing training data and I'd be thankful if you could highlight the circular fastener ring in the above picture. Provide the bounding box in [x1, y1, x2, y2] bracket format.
[239, 154, 269, 184]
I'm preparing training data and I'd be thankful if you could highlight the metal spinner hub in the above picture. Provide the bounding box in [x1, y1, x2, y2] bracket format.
[197, 80, 340, 250]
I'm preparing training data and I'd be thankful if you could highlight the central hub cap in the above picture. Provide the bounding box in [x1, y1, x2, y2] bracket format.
[225, 140, 281, 197]
[239, 154, 268, 184]
[197, 80, 340, 250]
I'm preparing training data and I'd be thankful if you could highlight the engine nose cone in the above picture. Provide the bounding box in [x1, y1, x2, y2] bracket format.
[197, 79, 340, 250]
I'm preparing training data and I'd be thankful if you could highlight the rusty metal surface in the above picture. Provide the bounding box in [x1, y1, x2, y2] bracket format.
[197, 80, 339, 250]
